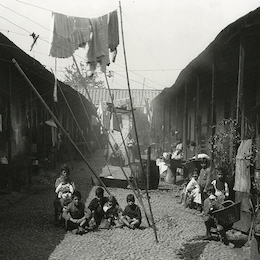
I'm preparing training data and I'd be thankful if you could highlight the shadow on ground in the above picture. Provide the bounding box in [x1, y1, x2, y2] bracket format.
[176, 241, 209, 260]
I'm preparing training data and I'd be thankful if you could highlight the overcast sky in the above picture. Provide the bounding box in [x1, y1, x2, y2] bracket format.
[1, 0, 260, 90]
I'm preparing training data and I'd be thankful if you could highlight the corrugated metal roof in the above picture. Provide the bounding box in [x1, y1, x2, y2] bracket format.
[87, 88, 162, 107]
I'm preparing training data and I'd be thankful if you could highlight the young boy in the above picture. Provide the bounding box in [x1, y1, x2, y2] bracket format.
[88, 187, 108, 227]
[211, 167, 229, 204]
[62, 191, 91, 235]
[121, 194, 142, 229]
[202, 185, 230, 245]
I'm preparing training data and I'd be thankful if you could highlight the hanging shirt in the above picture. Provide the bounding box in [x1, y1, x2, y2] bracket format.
[49, 12, 91, 58]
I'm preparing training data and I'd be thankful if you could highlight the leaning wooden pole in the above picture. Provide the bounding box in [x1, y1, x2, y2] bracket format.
[12, 58, 111, 195]
[105, 74, 152, 227]
[119, 1, 158, 242]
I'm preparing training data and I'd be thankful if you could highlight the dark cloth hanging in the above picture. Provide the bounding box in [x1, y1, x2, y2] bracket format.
[49, 12, 91, 58]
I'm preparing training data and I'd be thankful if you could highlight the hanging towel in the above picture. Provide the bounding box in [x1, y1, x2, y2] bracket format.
[234, 139, 252, 193]
[49, 12, 91, 58]
[111, 113, 122, 132]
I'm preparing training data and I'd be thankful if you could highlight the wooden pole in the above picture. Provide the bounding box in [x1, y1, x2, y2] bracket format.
[12, 58, 111, 195]
[211, 62, 215, 161]
[147, 146, 151, 190]
[119, 1, 158, 242]
[236, 41, 245, 139]
[195, 76, 200, 159]
[183, 85, 187, 160]
[7, 62, 12, 192]
[104, 74, 152, 227]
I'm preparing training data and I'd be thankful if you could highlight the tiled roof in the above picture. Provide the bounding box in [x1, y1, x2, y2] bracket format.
[86, 88, 162, 107]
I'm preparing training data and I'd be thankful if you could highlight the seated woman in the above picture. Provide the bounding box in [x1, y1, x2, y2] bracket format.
[185, 168, 202, 210]
[53, 164, 75, 225]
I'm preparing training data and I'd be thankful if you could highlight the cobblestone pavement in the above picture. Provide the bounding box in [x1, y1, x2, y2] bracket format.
[0, 150, 251, 260]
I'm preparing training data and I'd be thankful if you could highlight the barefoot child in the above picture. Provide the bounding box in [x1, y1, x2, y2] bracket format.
[121, 194, 142, 229]
[62, 191, 91, 235]
[101, 195, 123, 228]
[88, 187, 108, 227]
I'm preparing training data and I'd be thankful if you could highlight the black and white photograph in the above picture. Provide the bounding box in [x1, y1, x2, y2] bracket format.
[0, 1, 260, 259]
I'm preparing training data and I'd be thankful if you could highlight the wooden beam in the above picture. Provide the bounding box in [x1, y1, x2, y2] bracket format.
[236, 41, 245, 139]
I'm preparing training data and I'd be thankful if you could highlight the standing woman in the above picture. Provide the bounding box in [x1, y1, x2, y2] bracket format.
[197, 158, 212, 203]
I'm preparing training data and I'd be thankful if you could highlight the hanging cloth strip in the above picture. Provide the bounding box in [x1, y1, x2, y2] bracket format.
[234, 139, 252, 193]
[108, 9, 119, 62]
[49, 12, 91, 58]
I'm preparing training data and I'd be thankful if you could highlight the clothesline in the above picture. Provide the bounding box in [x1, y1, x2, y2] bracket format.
[49, 9, 119, 74]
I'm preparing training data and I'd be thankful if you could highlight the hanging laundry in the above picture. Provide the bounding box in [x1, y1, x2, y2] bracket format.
[103, 111, 111, 130]
[113, 98, 131, 110]
[234, 139, 252, 193]
[53, 58, 58, 102]
[49, 12, 91, 58]
[144, 98, 152, 123]
[108, 10, 119, 62]
[111, 113, 122, 132]
[91, 115, 99, 131]
[86, 14, 109, 74]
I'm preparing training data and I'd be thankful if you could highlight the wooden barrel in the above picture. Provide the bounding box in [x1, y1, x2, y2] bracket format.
[132, 159, 159, 190]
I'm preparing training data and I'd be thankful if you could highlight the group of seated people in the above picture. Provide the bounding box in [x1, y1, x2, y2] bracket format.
[183, 158, 232, 245]
[53, 164, 142, 235]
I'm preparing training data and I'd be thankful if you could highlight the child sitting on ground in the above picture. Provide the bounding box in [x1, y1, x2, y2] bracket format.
[121, 194, 142, 229]
[88, 187, 108, 227]
[101, 195, 123, 228]
[62, 191, 91, 235]
[211, 167, 229, 204]
[185, 168, 202, 210]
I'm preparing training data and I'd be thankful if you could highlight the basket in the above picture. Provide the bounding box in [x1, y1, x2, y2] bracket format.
[170, 159, 183, 168]
[213, 200, 241, 225]
[184, 160, 202, 172]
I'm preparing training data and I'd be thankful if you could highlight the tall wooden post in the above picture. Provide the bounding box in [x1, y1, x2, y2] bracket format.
[7, 63, 12, 191]
[236, 41, 245, 139]
[211, 62, 216, 160]
[195, 76, 200, 158]
[183, 85, 188, 160]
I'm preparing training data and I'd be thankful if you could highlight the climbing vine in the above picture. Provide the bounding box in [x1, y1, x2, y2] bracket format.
[209, 118, 240, 176]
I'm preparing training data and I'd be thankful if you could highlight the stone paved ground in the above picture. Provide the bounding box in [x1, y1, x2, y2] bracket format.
[0, 149, 251, 260]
